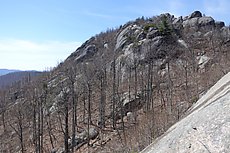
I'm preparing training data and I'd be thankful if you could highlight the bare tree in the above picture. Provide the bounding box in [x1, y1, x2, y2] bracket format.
[9, 103, 25, 153]
[65, 65, 78, 153]
[112, 58, 117, 129]
[95, 59, 107, 129]
[61, 84, 70, 153]
[79, 62, 96, 146]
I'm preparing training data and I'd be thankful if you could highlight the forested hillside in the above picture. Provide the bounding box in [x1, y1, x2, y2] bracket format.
[0, 11, 230, 153]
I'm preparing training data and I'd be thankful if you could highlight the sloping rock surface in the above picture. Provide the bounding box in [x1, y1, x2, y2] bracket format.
[141, 72, 230, 153]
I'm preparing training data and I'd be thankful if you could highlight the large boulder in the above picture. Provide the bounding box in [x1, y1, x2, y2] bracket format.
[198, 16, 215, 27]
[88, 127, 99, 140]
[68, 127, 99, 149]
[173, 16, 183, 25]
[183, 17, 199, 27]
[215, 21, 225, 29]
[188, 11, 202, 19]
[197, 55, 210, 69]
[172, 16, 183, 29]
[141, 72, 230, 153]
[177, 39, 188, 48]
[221, 27, 230, 37]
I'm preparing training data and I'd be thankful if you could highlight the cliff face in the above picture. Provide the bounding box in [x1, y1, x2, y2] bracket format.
[141, 72, 230, 153]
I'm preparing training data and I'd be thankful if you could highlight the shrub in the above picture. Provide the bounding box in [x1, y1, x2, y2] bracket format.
[144, 23, 157, 32]
[191, 96, 199, 104]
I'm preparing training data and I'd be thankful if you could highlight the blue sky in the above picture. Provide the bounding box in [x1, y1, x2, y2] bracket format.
[0, 0, 230, 71]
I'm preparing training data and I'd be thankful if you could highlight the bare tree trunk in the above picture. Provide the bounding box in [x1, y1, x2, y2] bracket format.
[166, 61, 173, 114]
[99, 68, 106, 129]
[184, 61, 189, 102]
[112, 59, 116, 129]
[87, 83, 92, 125]
[48, 121, 54, 149]
[119, 93, 126, 144]
[64, 97, 69, 153]
[71, 104, 76, 153]
[58, 113, 64, 135]
[71, 83, 76, 153]
[60, 86, 70, 153]
[149, 61, 154, 109]
[146, 62, 151, 111]
[47, 115, 55, 149]
[18, 111, 24, 153]
[87, 83, 92, 146]
[40, 98, 44, 153]
[140, 66, 145, 99]
[134, 60, 138, 99]
[32, 100, 38, 153]
[75, 96, 78, 127]
[37, 98, 41, 153]
[83, 93, 86, 123]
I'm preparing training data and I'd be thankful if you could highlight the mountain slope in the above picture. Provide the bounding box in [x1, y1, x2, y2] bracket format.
[141, 72, 230, 153]
[0, 11, 230, 153]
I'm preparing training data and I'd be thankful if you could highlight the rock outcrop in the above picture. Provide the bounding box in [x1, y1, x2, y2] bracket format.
[68, 127, 99, 149]
[141, 72, 230, 153]
[182, 16, 215, 28]
[115, 24, 143, 50]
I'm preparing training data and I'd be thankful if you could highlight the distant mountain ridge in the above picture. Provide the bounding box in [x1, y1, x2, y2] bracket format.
[0, 70, 42, 88]
[0, 69, 21, 76]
